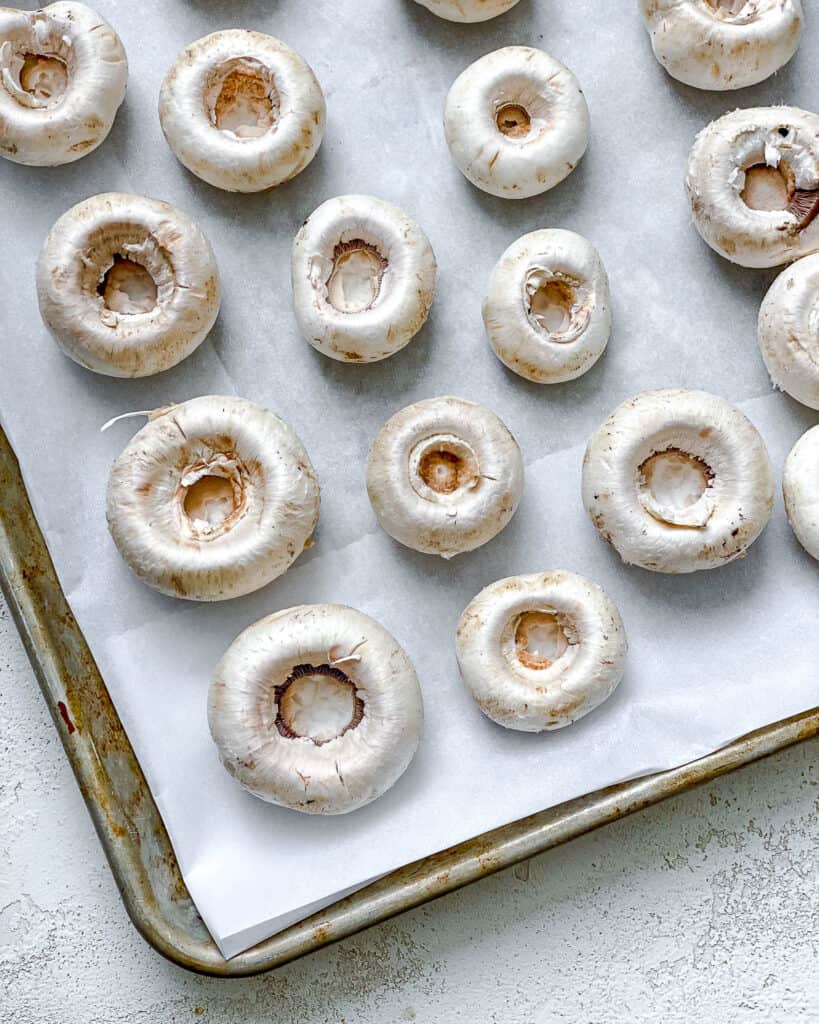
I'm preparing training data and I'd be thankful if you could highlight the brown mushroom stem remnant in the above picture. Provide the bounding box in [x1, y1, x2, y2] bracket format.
[275, 663, 365, 745]
[412, 435, 481, 499]
[98, 256, 158, 315]
[496, 102, 531, 138]
[326, 240, 387, 313]
[514, 610, 569, 669]
[20, 53, 68, 102]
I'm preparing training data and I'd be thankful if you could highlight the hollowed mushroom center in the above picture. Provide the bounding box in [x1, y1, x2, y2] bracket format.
[496, 103, 531, 139]
[179, 455, 246, 537]
[275, 664, 364, 745]
[705, 0, 751, 17]
[641, 450, 710, 510]
[741, 165, 790, 211]
[19, 53, 67, 101]
[209, 57, 278, 139]
[529, 279, 574, 333]
[98, 256, 158, 315]
[326, 240, 387, 313]
[411, 435, 480, 500]
[514, 611, 569, 670]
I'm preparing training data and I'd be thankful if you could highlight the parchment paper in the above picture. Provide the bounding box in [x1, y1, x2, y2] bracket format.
[1, 0, 817, 959]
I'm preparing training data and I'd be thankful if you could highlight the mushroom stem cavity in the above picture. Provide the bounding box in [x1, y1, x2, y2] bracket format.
[98, 256, 157, 315]
[275, 664, 364, 745]
[638, 448, 714, 528]
[207, 56, 278, 139]
[740, 164, 790, 212]
[410, 434, 480, 500]
[19, 52, 67, 102]
[525, 270, 590, 341]
[512, 610, 570, 670]
[326, 239, 387, 313]
[496, 102, 530, 138]
[179, 454, 246, 538]
[706, 0, 752, 19]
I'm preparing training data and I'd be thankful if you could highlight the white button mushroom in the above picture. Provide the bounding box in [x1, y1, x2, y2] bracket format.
[36, 193, 220, 378]
[291, 195, 437, 363]
[159, 30, 325, 193]
[444, 46, 589, 200]
[0, 2, 127, 166]
[758, 254, 819, 409]
[208, 604, 424, 814]
[366, 396, 524, 558]
[783, 425, 819, 561]
[456, 571, 627, 732]
[686, 106, 819, 268]
[106, 396, 320, 601]
[581, 389, 775, 573]
[483, 228, 611, 383]
[412, 0, 521, 21]
[640, 0, 803, 92]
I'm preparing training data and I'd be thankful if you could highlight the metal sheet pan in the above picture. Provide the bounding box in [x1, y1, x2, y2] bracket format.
[3, 423, 817, 977]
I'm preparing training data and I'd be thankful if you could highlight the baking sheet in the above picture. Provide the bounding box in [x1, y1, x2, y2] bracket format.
[1, 0, 818, 959]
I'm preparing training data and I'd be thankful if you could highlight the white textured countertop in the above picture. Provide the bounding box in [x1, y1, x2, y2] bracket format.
[2, 591, 817, 1022]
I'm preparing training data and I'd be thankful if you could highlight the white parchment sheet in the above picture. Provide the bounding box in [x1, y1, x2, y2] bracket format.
[1, 0, 818, 958]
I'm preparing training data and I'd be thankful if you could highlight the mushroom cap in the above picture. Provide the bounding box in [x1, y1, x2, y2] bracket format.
[208, 604, 424, 814]
[0, 2, 127, 166]
[685, 106, 819, 268]
[456, 570, 627, 731]
[444, 46, 589, 200]
[640, 0, 803, 92]
[758, 253, 819, 409]
[581, 388, 775, 573]
[783, 425, 819, 561]
[482, 228, 611, 383]
[159, 29, 326, 193]
[366, 395, 524, 558]
[412, 0, 521, 21]
[36, 192, 221, 378]
[291, 194, 437, 363]
[106, 396, 320, 601]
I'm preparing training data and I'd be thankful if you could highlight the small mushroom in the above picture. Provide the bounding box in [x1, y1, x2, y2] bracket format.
[366, 396, 524, 558]
[208, 604, 424, 814]
[444, 46, 589, 199]
[640, 0, 803, 92]
[106, 396, 320, 601]
[159, 29, 326, 193]
[581, 388, 774, 573]
[483, 229, 611, 383]
[758, 254, 819, 409]
[0, 2, 127, 166]
[783, 425, 819, 561]
[686, 106, 819, 268]
[456, 570, 627, 732]
[291, 195, 436, 363]
[411, 0, 521, 21]
[37, 193, 220, 378]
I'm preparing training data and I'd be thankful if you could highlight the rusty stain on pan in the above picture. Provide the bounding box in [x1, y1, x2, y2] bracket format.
[1, 423, 817, 976]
